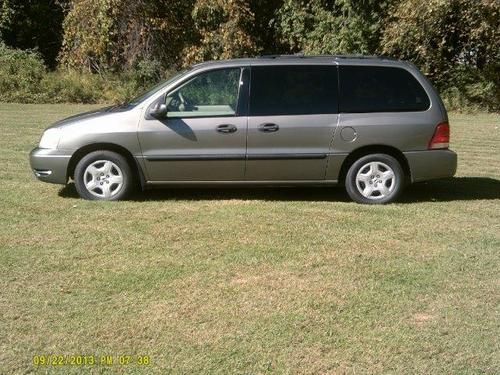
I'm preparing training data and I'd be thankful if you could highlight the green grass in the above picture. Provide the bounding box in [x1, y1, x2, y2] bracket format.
[0, 104, 499, 374]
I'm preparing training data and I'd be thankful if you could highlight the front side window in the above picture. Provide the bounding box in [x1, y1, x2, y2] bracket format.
[339, 66, 430, 113]
[127, 68, 191, 106]
[250, 65, 339, 116]
[166, 68, 242, 118]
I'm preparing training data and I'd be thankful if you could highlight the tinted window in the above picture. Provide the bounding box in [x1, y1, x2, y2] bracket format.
[339, 66, 430, 113]
[166, 68, 241, 118]
[250, 65, 338, 116]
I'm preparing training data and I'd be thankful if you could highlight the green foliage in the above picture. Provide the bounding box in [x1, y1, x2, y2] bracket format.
[0, 0, 65, 68]
[0, 0, 498, 110]
[0, 42, 47, 102]
[41, 70, 111, 104]
[58, 0, 121, 72]
[382, 0, 499, 111]
[249, 0, 284, 55]
[59, 0, 196, 72]
[131, 59, 164, 89]
[0, 43, 167, 104]
[276, 0, 392, 54]
[440, 66, 499, 112]
[183, 0, 259, 64]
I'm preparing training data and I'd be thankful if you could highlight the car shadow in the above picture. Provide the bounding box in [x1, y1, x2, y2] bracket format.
[159, 118, 197, 141]
[58, 177, 500, 203]
[399, 177, 500, 203]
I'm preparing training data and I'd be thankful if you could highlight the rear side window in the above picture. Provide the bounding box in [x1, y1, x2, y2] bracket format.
[339, 66, 430, 113]
[250, 65, 338, 116]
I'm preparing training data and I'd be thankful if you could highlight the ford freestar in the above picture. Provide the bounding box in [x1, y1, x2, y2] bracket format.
[30, 55, 457, 203]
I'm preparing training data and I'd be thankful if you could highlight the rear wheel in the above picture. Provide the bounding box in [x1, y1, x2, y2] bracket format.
[345, 154, 404, 204]
[74, 151, 134, 201]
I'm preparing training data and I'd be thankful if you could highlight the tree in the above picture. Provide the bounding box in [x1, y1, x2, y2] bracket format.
[276, 0, 392, 55]
[183, 0, 259, 65]
[58, 0, 118, 72]
[381, 0, 499, 109]
[0, 0, 66, 68]
[59, 0, 196, 72]
[249, 0, 285, 55]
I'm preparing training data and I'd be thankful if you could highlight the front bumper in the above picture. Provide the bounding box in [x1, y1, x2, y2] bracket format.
[404, 149, 458, 183]
[29, 148, 71, 184]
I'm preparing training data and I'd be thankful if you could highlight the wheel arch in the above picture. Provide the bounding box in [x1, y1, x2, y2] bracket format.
[338, 145, 411, 184]
[67, 143, 145, 189]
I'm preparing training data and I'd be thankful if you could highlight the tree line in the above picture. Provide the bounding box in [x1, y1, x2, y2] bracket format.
[0, 0, 498, 109]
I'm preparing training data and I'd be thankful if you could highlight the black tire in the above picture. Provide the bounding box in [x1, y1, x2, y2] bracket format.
[345, 153, 404, 204]
[74, 150, 134, 201]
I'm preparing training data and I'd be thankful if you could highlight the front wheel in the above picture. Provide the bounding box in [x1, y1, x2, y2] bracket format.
[345, 154, 404, 204]
[74, 151, 134, 201]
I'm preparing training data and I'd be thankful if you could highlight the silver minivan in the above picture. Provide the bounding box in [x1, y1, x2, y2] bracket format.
[30, 55, 457, 204]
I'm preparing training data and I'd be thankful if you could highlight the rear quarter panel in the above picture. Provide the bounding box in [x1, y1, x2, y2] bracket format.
[331, 110, 442, 153]
[326, 61, 447, 181]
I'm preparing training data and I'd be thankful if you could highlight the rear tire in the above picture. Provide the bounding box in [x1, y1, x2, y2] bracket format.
[345, 153, 404, 204]
[74, 151, 134, 201]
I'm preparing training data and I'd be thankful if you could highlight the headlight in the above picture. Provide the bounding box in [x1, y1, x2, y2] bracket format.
[39, 128, 61, 149]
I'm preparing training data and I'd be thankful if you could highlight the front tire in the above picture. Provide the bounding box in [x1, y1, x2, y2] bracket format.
[74, 151, 134, 201]
[345, 154, 404, 204]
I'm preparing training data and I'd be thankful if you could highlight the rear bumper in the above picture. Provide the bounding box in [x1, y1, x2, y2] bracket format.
[404, 149, 457, 183]
[29, 148, 71, 184]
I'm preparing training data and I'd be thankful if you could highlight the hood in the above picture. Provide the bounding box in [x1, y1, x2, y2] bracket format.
[48, 104, 135, 129]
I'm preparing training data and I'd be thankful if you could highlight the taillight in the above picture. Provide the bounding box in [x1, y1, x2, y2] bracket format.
[429, 122, 450, 149]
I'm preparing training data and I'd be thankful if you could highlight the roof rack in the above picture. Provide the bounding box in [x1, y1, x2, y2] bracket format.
[258, 53, 398, 61]
[258, 53, 305, 59]
[336, 54, 399, 61]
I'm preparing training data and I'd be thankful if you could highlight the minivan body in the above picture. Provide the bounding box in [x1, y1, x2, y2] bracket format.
[30, 55, 457, 203]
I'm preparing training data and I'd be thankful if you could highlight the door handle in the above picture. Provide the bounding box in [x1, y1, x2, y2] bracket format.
[258, 123, 279, 133]
[216, 124, 237, 134]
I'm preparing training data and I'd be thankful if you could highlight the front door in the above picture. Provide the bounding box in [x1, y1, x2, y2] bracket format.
[138, 67, 248, 181]
[245, 65, 339, 181]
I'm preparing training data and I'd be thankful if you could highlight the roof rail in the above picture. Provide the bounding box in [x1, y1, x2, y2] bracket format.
[258, 53, 305, 59]
[333, 54, 399, 60]
[258, 53, 398, 61]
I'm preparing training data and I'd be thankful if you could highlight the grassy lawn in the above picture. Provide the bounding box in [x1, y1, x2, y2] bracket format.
[0, 103, 499, 374]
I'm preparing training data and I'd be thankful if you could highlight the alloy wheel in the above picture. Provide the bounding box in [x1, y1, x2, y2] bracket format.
[83, 160, 124, 199]
[355, 161, 396, 200]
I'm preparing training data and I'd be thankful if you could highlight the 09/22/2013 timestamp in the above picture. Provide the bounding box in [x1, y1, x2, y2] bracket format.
[33, 354, 151, 367]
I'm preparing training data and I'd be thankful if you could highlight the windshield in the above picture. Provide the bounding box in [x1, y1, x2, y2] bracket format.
[126, 68, 192, 106]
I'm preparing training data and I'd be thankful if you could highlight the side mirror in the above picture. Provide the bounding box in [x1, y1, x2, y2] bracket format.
[149, 102, 168, 119]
